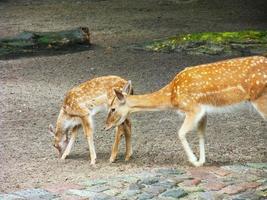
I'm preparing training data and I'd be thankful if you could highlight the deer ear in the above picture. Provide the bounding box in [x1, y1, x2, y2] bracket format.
[49, 124, 55, 137]
[114, 89, 125, 102]
[122, 80, 132, 95]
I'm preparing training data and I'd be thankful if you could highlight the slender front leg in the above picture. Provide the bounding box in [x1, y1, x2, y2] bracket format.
[196, 115, 207, 166]
[81, 116, 96, 165]
[110, 125, 124, 163]
[124, 118, 132, 161]
[178, 111, 203, 167]
[61, 126, 79, 160]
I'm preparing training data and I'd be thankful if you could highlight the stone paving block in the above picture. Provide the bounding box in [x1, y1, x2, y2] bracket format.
[152, 180, 177, 189]
[82, 180, 108, 187]
[54, 194, 89, 200]
[0, 193, 24, 200]
[222, 165, 251, 174]
[128, 183, 145, 190]
[143, 185, 166, 196]
[107, 180, 126, 189]
[256, 189, 267, 199]
[161, 188, 188, 198]
[12, 188, 56, 200]
[168, 174, 193, 184]
[90, 193, 115, 200]
[181, 178, 201, 187]
[119, 175, 141, 183]
[246, 163, 267, 170]
[239, 182, 262, 190]
[44, 183, 85, 194]
[198, 191, 225, 200]
[137, 192, 154, 200]
[212, 168, 231, 177]
[121, 189, 141, 198]
[103, 188, 121, 197]
[188, 167, 217, 181]
[87, 185, 110, 193]
[139, 176, 160, 185]
[179, 185, 204, 193]
[232, 190, 262, 200]
[67, 189, 97, 197]
[202, 181, 227, 191]
[221, 184, 246, 195]
[155, 168, 185, 176]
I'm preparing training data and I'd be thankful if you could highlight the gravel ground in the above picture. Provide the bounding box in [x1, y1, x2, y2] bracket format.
[0, 0, 266, 192]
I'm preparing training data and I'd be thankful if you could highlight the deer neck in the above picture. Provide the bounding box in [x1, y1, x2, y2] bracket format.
[127, 84, 173, 112]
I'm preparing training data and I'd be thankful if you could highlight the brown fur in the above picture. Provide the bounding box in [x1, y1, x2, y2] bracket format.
[50, 76, 133, 164]
[107, 56, 267, 167]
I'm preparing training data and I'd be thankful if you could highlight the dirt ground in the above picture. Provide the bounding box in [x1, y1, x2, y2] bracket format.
[0, 0, 267, 193]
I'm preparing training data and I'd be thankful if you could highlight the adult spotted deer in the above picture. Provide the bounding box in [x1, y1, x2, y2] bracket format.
[105, 56, 267, 167]
[49, 76, 133, 165]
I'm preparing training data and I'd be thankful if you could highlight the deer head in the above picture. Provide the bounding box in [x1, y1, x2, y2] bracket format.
[105, 81, 132, 130]
[49, 124, 69, 158]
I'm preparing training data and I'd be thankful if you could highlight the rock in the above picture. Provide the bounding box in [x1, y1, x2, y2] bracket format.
[161, 188, 188, 198]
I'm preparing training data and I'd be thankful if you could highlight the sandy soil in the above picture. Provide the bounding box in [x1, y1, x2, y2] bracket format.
[0, 0, 267, 192]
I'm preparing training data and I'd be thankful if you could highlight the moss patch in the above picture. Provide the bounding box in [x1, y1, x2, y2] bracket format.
[137, 31, 267, 55]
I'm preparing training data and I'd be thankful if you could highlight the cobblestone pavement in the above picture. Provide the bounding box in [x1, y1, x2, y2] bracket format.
[1, 163, 267, 200]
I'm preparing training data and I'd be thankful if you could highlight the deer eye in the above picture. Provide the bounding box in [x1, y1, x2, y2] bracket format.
[111, 108, 116, 112]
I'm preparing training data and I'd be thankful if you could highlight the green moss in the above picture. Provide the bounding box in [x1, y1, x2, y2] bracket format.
[141, 30, 267, 55]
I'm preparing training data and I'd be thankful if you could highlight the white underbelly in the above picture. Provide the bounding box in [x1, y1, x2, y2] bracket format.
[201, 101, 251, 113]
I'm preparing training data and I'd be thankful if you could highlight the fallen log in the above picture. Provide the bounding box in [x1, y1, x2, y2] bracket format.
[0, 27, 90, 59]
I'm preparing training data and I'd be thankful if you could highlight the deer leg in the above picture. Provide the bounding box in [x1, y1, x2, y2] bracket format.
[178, 110, 204, 167]
[252, 87, 267, 120]
[81, 116, 96, 165]
[110, 125, 124, 163]
[124, 118, 132, 161]
[61, 126, 79, 160]
[196, 115, 207, 166]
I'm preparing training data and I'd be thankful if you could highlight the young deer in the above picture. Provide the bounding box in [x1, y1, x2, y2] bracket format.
[105, 56, 267, 167]
[49, 76, 133, 165]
